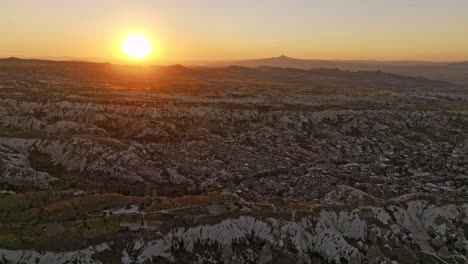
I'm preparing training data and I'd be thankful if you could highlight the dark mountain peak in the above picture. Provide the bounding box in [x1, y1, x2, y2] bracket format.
[156, 64, 195, 76]
[167, 64, 189, 72]
[0, 57, 23, 62]
[275, 55, 296, 60]
[158, 64, 189, 71]
[171, 64, 186, 69]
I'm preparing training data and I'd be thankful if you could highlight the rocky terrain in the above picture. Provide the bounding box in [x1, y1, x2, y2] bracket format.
[0, 193, 467, 264]
[0, 59, 466, 263]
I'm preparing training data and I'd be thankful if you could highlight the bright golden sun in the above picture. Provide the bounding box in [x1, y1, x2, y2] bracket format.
[121, 33, 153, 59]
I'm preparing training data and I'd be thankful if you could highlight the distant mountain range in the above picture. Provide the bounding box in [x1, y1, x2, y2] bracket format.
[3, 55, 468, 85]
[207, 55, 468, 84]
[210, 55, 451, 67]
[0, 57, 458, 98]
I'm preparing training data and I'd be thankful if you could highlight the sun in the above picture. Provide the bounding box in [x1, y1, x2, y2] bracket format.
[121, 33, 153, 59]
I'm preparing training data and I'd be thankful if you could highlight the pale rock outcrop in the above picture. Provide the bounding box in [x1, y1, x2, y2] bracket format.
[0, 199, 466, 263]
[0, 243, 110, 264]
[0, 138, 55, 189]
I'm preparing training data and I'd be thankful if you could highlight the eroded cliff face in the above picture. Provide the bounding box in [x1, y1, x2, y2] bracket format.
[1, 97, 466, 200]
[1, 197, 466, 264]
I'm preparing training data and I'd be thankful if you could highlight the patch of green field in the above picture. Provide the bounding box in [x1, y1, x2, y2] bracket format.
[0, 232, 20, 248]
[0, 194, 31, 212]
[0, 220, 88, 250]
[143, 192, 238, 212]
[0, 208, 40, 223]
[41, 193, 146, 221]
[0, 191, 146, 224]
[82, 217, 120, 238]
[0, 190, 77, 214]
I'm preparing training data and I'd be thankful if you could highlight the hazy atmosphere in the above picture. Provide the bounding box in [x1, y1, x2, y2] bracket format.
[2, 0, 468, 63]
[0, 1, 467, 264]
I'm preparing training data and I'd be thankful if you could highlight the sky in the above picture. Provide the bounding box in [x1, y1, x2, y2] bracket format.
[1, 0, 468, 63]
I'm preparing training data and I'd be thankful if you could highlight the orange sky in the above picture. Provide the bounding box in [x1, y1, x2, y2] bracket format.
[1, 0, 468, 63]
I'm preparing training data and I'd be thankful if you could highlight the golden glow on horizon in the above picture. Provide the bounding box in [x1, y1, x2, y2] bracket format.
[121, 33, 153, 59]
[2, 1, 468, 62]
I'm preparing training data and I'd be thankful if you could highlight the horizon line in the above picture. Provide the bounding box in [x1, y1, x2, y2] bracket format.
[2, 55, 468, 65]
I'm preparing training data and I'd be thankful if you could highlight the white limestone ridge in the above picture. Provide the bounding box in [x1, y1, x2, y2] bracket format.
[0, 243, 111, 264]
[1, 198, 466, 264]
